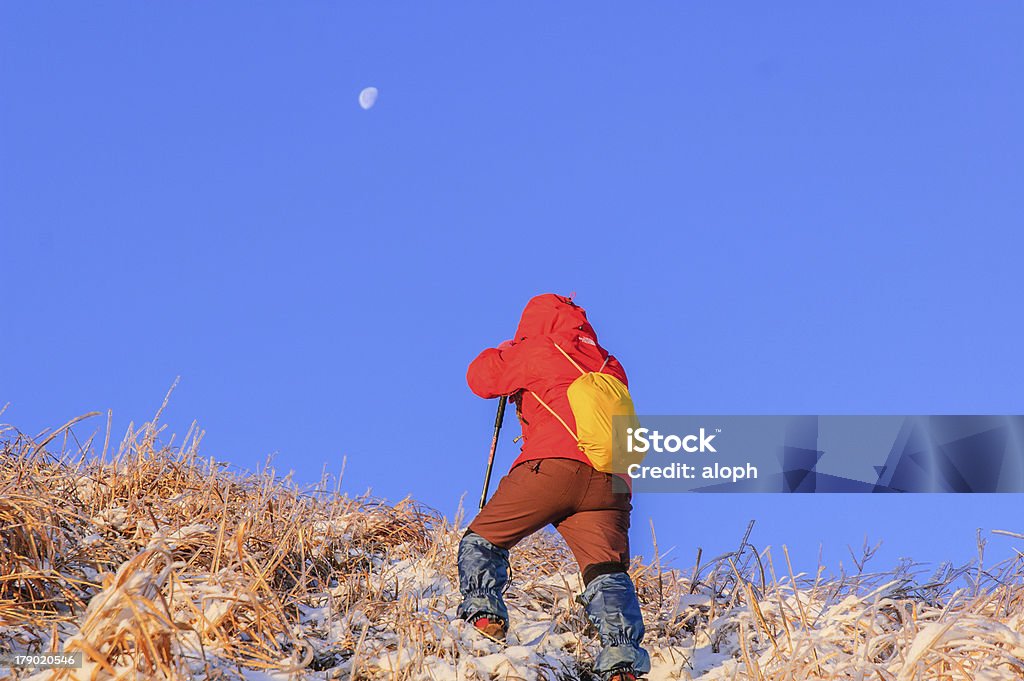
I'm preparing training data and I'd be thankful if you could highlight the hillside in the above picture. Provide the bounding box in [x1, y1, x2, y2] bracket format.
[2, 409, 1023, 680]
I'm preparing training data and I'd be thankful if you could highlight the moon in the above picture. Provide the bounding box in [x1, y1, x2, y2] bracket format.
[358, 87, 378, 110]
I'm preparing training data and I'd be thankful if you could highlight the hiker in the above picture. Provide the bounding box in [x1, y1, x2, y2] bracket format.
[457, 293, 651, 681]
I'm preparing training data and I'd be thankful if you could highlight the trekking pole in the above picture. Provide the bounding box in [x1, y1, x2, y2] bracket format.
[478, 395, 508, 510]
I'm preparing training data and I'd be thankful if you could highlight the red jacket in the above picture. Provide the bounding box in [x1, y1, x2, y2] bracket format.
[466, 294, 628, 471]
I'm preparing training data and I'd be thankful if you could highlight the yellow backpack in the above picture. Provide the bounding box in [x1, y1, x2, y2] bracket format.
[530, 342, 643, 474]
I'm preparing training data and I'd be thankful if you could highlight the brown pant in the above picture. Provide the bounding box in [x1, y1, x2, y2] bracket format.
[469, 458, 632, 581]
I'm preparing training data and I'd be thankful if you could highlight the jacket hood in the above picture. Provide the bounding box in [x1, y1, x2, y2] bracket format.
[514, 293, 597, 343]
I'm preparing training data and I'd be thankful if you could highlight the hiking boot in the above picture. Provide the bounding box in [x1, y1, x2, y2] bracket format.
[471, 615, 507, 643]
[606, 671, 638, 681]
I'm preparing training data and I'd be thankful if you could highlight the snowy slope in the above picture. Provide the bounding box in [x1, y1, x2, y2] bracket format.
[2, 417, 1023, 680]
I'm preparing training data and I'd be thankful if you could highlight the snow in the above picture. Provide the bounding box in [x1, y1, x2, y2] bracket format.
[6, 473, 1023, 681]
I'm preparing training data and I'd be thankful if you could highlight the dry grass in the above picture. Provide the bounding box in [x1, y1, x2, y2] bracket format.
[1, 402, 1023, 680]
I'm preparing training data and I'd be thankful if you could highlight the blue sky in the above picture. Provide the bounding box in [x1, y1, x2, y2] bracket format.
[2, 3, 1023, 578]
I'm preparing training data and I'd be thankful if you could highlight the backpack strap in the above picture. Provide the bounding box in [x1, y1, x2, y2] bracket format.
[553, 342, 586, 375]
[554, 340, 611, 375]
[531, 340, 608, 443]
[529, 390, 579, 442]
